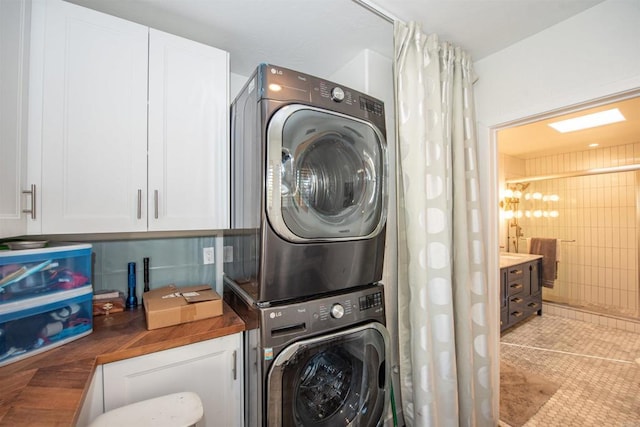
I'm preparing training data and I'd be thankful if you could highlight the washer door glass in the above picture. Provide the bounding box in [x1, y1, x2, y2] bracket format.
[266, 324, 388, 426]
[267, 105, 386, 241]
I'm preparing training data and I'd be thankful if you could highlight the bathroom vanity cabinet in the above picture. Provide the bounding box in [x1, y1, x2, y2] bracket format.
[500, 254, 542, 331]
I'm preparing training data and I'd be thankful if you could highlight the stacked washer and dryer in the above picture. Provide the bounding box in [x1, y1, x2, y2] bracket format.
[224, 64, 390, 427]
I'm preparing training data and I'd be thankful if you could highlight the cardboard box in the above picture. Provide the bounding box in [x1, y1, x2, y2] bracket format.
[143, 284, 222, 330]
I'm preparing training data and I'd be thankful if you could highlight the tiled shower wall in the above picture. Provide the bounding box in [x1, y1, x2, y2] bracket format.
[503, 143, 640, 318]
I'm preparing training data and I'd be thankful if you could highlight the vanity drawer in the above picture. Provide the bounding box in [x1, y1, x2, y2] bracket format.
[506, 266, 525, 282]
[525, 296, 542, 315]
[508, 309, 527, 324]
[509, 294, 526, 310]
[507, 280, 525, 296]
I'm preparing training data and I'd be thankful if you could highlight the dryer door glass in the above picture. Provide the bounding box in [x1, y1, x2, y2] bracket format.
[266, 324, 388, 426]
[267, 105, 386, 242]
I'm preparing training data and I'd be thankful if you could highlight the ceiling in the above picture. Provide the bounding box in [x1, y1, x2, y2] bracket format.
[67, 0, 604, 78]
[498, 95, 640, 159]
[67, 0, 617, 158]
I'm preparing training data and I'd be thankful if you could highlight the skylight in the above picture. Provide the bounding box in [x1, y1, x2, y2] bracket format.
[548, 108, 626, 133]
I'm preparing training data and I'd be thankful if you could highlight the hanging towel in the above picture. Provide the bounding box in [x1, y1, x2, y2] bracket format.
[529, 237, 558, 288]
[526, 237, 561, 262]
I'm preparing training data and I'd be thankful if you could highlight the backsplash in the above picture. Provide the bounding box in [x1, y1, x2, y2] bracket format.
[90, 233, 224, 297]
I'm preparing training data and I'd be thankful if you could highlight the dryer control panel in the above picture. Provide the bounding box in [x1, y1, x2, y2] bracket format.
[258, 63, 387, 133]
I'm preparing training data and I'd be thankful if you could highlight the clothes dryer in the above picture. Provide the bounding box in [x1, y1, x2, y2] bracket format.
[228, 64, 387, 304]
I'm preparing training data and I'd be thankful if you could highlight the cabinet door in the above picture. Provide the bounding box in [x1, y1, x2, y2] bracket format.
[36, 0, 148, 234]
[103, 334, 243, 427]
[148, 29, 229, 231]
[0, 0, 30, 238]
[529, 260, 541, 295]
[76, 365, 104, 426]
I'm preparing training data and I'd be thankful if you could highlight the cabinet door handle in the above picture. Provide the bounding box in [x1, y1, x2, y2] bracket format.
[21, 184, 36, 220]
[154, 190, 159, 219]
[137, 189, 142, 219]
[232, 350, 237, 380]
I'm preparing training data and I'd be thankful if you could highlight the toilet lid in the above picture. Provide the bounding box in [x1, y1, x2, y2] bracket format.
[89, 392, 204, 427]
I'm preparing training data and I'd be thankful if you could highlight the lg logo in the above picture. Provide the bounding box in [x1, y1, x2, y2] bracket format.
[269, 311, 282, 319]
[270, 68, 283, 75]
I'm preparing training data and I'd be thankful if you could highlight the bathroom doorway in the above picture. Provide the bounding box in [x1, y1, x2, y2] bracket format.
[497, 94, 640, 320]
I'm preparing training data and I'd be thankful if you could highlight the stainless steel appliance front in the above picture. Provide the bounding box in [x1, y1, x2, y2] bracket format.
[224, 281, 390, 427]
[228, 64, 388, 303]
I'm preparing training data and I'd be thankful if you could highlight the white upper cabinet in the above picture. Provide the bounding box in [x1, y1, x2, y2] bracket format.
[32, 0, 148, 234]
[0, 0, 31, 239]
[148, 29, 229, 231]
[28, 0, 229, 235]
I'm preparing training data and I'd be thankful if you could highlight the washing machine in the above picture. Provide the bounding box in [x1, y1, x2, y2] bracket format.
[224, 280, 390, 427]
[227, 63, 388, 304]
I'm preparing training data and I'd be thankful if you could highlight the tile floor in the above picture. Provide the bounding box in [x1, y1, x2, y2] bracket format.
[500, 314, 640, 426]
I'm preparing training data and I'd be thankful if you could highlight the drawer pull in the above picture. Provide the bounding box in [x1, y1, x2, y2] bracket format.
[509, 269, 523, 275]
[510, 283, 523, 290]
[511, 311, 523, 318]
[528, 302, 539, 308]
[511, 297, 523, 304]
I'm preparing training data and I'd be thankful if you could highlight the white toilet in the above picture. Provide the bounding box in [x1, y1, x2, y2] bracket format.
[88, 392, 204, 427]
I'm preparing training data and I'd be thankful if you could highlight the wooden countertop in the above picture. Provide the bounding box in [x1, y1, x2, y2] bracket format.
[0, 303, 245, 426]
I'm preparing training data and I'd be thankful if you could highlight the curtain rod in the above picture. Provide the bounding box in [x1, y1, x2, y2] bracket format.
[505, 163, 640, 184]
[351, 0, 405, 24]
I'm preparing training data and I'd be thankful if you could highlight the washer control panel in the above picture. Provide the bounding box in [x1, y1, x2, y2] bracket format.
[318, 298, 353, 321]
[261, 285, 386, 345]
[359, 291, 383, 311]
[330, 87, 345, 102]
[330, 303, 345, 318]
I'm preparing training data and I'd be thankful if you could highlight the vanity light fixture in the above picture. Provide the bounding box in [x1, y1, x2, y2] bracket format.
[500, 182, 530, 252]
[548, 108, 626, 133]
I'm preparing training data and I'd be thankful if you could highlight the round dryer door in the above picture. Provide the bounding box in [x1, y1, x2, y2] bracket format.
[266, 105, 386, 242]
[266, 323, 389, 426]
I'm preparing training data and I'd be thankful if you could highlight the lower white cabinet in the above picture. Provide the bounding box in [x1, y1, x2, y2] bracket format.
[76, 365, 104, 426]
[100, 333, 242, 427]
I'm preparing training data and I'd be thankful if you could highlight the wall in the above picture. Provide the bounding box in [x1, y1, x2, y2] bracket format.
[90, 234, 224, 298]
[474, 2, 640, 418]
[474, 0, 640, 270]
[515, 144, 639, 317]
[474, 1, 640, 128]
[474, 0, 640, 319]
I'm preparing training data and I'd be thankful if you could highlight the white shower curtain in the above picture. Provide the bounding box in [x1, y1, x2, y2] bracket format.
[394, 21, 495, 426]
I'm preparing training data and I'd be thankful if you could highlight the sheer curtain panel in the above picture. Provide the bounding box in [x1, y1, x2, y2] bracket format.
[394, 21, 496, 427]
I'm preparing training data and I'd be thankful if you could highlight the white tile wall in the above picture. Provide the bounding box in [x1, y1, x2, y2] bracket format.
[501, 142, 640, 319]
